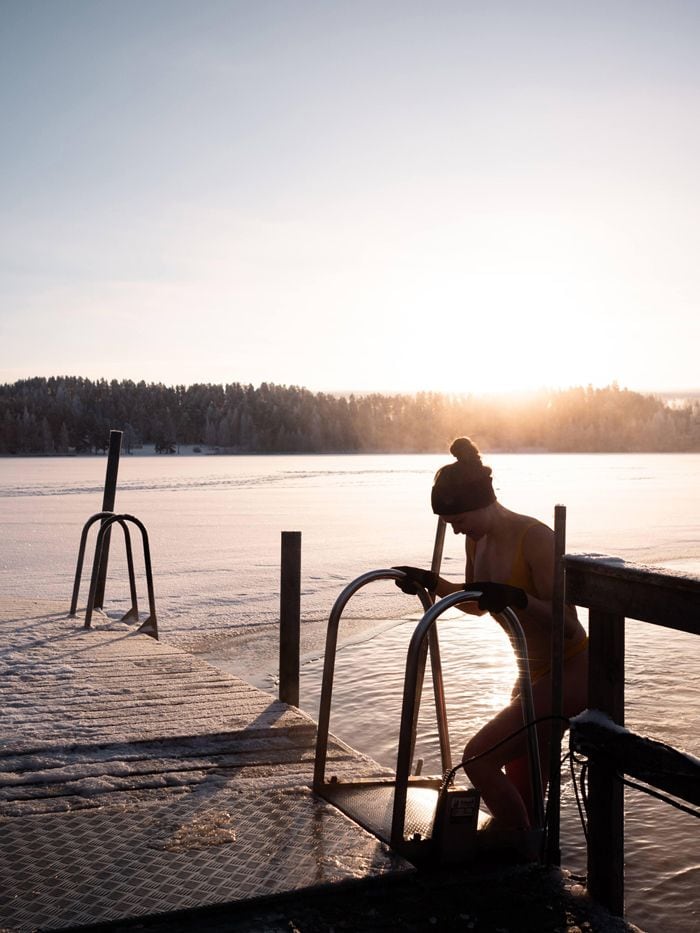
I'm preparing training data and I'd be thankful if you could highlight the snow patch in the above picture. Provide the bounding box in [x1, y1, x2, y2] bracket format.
[570, 709, 629, 735]
[153, 808, 237, 852]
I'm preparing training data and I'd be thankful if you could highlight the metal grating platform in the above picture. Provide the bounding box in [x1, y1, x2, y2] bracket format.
[0, 783, 411, 931]
[320, 780, 441, 844]
[0, 601, 412, 933]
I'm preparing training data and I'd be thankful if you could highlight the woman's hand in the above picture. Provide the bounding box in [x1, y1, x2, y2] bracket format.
[469, 581, 528, 612]
[392, 566, 439, 595]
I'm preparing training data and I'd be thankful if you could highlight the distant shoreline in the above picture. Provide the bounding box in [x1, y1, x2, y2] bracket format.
[2, 445, 699, 458]
[3, 378, 699, 455]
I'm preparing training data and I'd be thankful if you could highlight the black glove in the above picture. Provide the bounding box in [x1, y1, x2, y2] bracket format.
[392, 566, 439, 595]
[468, 581, 528, 612]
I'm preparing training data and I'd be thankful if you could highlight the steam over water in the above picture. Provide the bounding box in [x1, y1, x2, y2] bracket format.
[1, 452, 698, 932]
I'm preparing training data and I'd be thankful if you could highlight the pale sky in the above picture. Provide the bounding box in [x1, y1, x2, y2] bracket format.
[1, 0, 699, 395]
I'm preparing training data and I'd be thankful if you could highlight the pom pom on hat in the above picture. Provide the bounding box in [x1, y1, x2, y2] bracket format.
[431, 437, 496, 515]
[449, 436, 483, 465]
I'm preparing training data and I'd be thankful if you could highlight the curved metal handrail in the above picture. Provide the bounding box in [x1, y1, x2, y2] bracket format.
[70, 512, 138, 621]
[70, 511, 158, 639]
[390, 589, 545, 847]
[85, 514, 158, 638]
[313, 568, 438, 789]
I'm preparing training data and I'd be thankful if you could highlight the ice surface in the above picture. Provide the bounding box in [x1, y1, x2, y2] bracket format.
[1, 452, 699, 933]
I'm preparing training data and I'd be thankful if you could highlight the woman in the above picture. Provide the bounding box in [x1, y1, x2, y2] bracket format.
[396, 437, 588, 831]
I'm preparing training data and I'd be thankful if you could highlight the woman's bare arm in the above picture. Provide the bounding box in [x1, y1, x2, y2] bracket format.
[519, 523, 580, 635]
[431, 545, 484, 614]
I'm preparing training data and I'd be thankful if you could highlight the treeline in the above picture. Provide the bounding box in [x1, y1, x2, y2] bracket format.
[0, 376, 698, 454]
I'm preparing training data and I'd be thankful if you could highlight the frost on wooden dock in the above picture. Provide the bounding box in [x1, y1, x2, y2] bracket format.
[0, 598, 410, 931]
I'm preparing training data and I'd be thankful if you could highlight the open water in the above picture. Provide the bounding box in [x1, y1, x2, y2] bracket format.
[1, 452, 698, 932]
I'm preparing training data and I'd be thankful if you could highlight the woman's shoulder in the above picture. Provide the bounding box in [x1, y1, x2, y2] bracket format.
[514, 516, 555, 594]
[514, 515, 552, 557]
[507, 510, 551, 538]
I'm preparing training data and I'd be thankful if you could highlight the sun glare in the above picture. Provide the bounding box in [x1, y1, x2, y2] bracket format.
[372, 261, 620, 396]
[341, 208, 637, 397]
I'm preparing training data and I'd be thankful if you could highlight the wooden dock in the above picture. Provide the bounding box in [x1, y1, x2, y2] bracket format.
[1, 598, 647, 933]
[0, 598, 409, 932]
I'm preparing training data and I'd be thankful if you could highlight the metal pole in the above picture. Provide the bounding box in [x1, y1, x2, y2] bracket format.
[427, 517, 452, 772]
[129, 514, 158, 639]
[429, 517, 446, 580]
[279, 531, 301, 706]
[546, 504, 567, 864]
[70, 511, 113, 616]
[94, 430, 123, 608]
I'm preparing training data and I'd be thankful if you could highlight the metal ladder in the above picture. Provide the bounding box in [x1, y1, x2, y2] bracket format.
[313, 521, 544, 866]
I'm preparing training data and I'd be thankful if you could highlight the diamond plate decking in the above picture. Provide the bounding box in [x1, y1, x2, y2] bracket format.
[0, 600, 411, 932]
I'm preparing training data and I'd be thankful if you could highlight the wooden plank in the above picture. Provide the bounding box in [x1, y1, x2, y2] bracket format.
[565, 555, 700, 634]
[571, 716, 700, 806]
[0, 600, 390, 819]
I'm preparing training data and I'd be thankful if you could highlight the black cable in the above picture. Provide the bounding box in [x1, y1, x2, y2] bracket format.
[566, 751, 589, 844]
[432, 715, 601, 862]
[617, 774, 700, 820]
[580, 760, 589, 813]
[571, 751, 698, 820]
[541, 748, 579, 855]
[440, 713, 571, 792]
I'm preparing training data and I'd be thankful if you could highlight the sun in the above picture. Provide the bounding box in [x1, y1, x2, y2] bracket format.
[332, 213, 629, 396]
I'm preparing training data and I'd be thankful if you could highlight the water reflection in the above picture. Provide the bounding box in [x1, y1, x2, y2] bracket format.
[300, 610, 516, 773]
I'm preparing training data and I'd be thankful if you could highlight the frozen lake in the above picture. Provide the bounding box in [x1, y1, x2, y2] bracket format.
[1, 451, 698, 932]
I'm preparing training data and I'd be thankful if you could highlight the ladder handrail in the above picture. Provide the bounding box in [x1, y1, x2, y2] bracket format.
[70, 512, 139, 620]
[427, 519, 451, 770]
[70, 511, 117, 616]
[70, 511, 158, 640]
[313, 568, 436, 789]
[390, 589, 545, 847]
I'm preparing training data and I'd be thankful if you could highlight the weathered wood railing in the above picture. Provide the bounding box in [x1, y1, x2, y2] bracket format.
[563, 555, 700, 916]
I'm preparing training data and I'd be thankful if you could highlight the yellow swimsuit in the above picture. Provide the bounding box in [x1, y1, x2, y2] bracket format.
[465, 521, 539, 590]
[466, 523, 588, 682]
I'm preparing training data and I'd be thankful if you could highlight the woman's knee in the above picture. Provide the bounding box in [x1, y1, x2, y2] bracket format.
[462, 736, 492, 785]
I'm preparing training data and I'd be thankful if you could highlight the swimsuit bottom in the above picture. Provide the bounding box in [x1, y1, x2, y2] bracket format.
[512, 634, 589, 697]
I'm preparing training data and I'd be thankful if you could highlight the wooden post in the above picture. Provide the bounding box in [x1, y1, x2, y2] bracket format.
[545, 504, 566, 864]
[94, 430, 123, 609]
[562, 555, 700, 918]
[279, 531, 301, 706]
[587, 608, 625, 916]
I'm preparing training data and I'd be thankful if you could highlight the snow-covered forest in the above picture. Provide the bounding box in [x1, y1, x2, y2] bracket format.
[1, 376, 698, 454]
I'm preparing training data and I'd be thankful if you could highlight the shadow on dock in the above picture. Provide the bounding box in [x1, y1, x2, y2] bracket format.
[77, 863, 643, 932]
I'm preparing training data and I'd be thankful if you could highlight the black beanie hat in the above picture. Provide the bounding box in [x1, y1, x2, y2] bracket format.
[431, 437, 496, 515]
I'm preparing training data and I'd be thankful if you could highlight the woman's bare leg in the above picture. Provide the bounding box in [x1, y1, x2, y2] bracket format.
[463, 703, 534, 829]
[463, 649, 588, 829]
